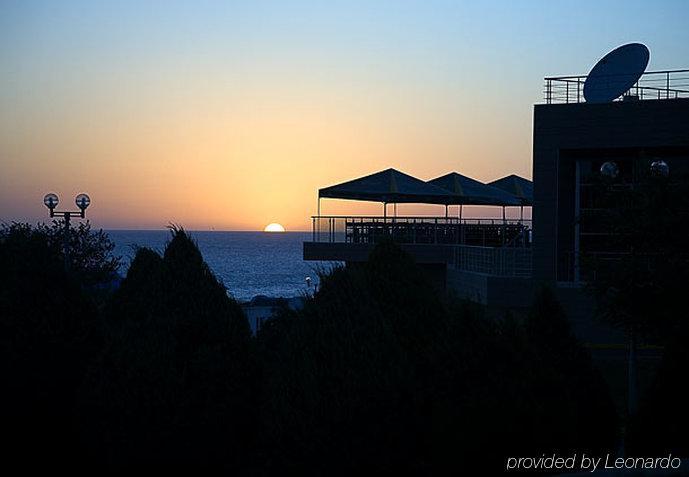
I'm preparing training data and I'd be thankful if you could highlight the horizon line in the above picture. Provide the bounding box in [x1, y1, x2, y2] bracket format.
[103, 228, 311, 233]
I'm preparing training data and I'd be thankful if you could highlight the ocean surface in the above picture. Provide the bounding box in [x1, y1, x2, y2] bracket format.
[107, 230, 331, 302]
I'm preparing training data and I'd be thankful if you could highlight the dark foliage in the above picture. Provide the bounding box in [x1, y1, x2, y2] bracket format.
[433, 289, 617, 474]
[258, 241, 443, 474]
[627, 327, 689, 456]
[588, 174, 689, 340]
[0, 222, 101, 471]
[1, 221, 120, 288]
[81, 227, 255, 472]
[524, 288, 618, 452]
[258, 242, 618, 474]
[586, 173, 689, 457]
[2, 224, 624, 472]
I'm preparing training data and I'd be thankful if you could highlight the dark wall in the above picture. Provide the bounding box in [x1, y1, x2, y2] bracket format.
[532, 98, 689, 281]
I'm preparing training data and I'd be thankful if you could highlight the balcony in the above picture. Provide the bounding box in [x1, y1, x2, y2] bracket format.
[311, 216, 531, 246]
[305, 215, 532, 278]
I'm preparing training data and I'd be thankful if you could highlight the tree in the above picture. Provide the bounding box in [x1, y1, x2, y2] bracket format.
[258, 242, 619, 474]
[627, 329, 689, 456]
[0, 222, 101, 471]
[432, 289, 617, 473]
[524, 287, 618, 452]
[258, 241, 444, 474]
[588, 172, 689, 342]
[1, 221, 120, 287]
[81, 227, 255, 471]
[587, 167, 689, 456]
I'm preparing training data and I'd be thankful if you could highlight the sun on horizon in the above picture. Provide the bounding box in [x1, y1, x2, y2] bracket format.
[264, 223, 286, 233]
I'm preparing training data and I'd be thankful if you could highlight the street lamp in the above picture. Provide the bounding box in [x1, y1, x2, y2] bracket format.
[44, 192, 90, 220]
[43, 192, 91, 270]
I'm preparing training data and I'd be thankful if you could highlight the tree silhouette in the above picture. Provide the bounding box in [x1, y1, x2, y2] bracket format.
[259, 240, 443, 474]
[259, 242, 618, 474]
[81, 227, 255, 471]
[0, 222, 101, 471]
[587, 171, 689, 456]
[524, 287, 618, 452]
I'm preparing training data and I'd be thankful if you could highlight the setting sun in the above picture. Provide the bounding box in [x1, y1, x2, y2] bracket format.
[264, 223, 286, 233]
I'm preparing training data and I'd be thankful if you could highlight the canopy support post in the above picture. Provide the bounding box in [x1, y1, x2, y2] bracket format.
[520, 205, 524, 222]
[445, 204, 448, 218]
[459, 204, 463, 221]
[502, 206, 506, 223]
[317, 197, 321, 241]
[383, 202, 387, 219]
[394, 203, 397, 218]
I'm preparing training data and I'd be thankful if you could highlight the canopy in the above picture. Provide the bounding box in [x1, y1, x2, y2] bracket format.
[427, 172, 521, 206]
[318, 168, 454, 204]
[487, 175, 533, 206]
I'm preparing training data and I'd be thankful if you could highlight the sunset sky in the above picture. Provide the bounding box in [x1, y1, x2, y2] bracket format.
[2, 0, 688, 230]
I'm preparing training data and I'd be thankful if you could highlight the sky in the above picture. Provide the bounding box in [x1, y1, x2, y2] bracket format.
[1, 0, 688, 231]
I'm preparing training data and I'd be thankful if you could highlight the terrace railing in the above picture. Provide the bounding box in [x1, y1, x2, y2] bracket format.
[310, 216, 532, 248]
[544, 69, 689, 104]
[453, 245, 532, 278]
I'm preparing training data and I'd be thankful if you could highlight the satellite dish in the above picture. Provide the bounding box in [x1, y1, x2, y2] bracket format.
[584, 43, 650, 103]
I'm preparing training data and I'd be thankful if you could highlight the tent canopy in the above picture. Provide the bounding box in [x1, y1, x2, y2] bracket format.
[318, 168, 454, 204]
[487, 174, 533, 206]
[428, 172, 521, 206]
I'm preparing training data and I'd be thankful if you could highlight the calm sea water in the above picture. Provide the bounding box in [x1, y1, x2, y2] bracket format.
[107, 230, 329, 302]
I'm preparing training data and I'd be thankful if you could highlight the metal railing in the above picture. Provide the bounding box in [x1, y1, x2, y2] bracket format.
[453, 245, 532, 277]
[544, 69, 689, 104]
[311, 215, 532, 248]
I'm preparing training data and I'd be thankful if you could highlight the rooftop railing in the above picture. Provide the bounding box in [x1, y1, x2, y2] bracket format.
[310, 216, 532, 248]
[544, 69, 689, 104]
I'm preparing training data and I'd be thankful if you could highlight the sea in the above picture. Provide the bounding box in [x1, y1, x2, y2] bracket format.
[107, 230, 331, 302]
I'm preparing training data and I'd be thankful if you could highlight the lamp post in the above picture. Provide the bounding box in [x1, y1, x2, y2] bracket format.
[43, 193, 91, 270]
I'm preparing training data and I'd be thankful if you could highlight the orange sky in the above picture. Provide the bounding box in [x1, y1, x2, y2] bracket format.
[0, 56, 533, 230]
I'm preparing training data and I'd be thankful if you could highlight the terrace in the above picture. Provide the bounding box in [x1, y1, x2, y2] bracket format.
[311, 216, 531, 248]
[303, 169, 533, 278]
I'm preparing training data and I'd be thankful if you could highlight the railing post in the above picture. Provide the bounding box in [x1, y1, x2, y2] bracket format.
[666, 71, 670, 99]
[547, 79, 552, 103]
[312, 217, 315, 242]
